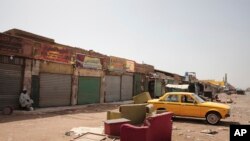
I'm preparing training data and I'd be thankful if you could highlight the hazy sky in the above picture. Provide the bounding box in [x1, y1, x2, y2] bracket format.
[1, 0, 249, 89]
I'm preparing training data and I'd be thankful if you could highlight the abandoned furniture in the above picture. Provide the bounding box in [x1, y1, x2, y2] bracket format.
[133, 92, 152, 104]
[107, 103, 155, 125]
[120, 112, 173, 141]
[73, 132, 106, 141]
[104, 118, 130, 137]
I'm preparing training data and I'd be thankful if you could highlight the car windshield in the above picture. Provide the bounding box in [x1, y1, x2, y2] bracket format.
[192, 94, 205, 103]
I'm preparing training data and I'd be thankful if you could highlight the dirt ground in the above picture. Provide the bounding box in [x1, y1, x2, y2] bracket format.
[0, 92, 249, 141]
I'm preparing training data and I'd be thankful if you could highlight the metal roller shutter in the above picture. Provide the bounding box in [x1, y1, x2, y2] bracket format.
[105, 75, 121, 102]
[78, 77, 100, 105]
[154, 79, 162, 97]
[133, 74, 142, 96]
[39, 73, 71, 107]
[0, 63, 22, 109]
[121, 75, 133, 101]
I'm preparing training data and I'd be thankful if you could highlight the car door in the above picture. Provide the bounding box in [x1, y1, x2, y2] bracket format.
[179, 94, 201, 117]
[162, 94, 181, 115]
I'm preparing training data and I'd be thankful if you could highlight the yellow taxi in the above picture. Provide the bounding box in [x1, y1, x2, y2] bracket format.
[148, 92, 230, 124]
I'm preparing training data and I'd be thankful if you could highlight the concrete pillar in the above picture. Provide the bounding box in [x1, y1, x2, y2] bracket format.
[100, 73, 105, 103]
[71, 69, 79, 105]
[31, 60, 40, 76]
[23, 59, 32, 94]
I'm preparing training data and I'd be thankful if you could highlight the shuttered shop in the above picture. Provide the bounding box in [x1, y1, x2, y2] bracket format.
[105, 75, 121, 102]
[78, 77, 100, 105]
[121, 75, 133, 101]
[133, 74, 142, 96]
[154, 79, 162, 97]
[39, 73, 71, 107]
[0, 62, 23, 109]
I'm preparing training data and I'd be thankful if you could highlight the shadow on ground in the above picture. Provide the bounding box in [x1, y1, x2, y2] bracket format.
[0, 104, 120, 123]
[173, 116, 240, 127]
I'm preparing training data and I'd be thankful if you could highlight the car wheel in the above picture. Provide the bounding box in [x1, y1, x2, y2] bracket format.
[206, 112, 221, 125]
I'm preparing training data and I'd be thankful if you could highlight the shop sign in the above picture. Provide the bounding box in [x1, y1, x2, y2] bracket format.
[76, 53, 102, 69]
[108, 56, 125, 73]
[0, 33, 23, 54]
[33, 43, 72, 64]
[125, 60, 135, 72]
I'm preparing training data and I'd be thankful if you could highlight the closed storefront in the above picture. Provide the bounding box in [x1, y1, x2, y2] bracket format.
[154, 79, 162, 97]
[121, 75, 133, 101]
[133, 73, 142, 96]
[105, 75, 121, 102]
[78, 77, 100, 105]
[39, 73, 71, 107]
[0, 56, 23, 109]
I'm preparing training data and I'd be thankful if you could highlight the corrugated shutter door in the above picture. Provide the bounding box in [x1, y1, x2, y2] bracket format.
[121, 75, 133, 101]
[78, 77, 100, 105]
[105, 76, 121, 102]
[39, 73, 71, 107]
[154, 80, 162, 97]
[0, 63, 22, 109]
[133, 74, 142, 96]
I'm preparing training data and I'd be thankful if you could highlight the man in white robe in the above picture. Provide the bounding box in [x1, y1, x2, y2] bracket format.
[19, 88, 34, 111]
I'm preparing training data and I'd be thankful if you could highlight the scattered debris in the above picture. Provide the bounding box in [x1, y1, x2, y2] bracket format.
[217, 127, 228, 131]
[187, 129, 194, 132]
[195, 138, 201, 141]
[173, 126, 180, 130]
[73, 132, 106, 141]
[200, 129, 218, 135]
[65, 131, 74, 136]
[226, 99, 233, 103]
[178, 133, 184, 136]
[66, 126, 104, 136]
[186, 135, 191, 139]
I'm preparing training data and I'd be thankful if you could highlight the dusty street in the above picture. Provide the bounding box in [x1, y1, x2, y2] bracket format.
[0, 92, 249, 141]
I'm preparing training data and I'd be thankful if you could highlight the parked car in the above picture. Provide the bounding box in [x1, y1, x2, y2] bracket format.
[236, 89, 245, 95]
[148, 92, 231, 125]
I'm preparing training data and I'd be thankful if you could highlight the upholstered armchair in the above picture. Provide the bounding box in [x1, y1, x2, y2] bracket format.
[107, 103, 155, 125]
[120, 112, 173, 141]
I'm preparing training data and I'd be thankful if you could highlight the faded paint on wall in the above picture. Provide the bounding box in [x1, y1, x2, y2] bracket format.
[32, 60, 40, 75]
[108, 56, 125, 73]
[40, 61, 73, 74]
[22, 38, 33, 57]
[33, 43, 72, 64]
[125, 60, 135, 72]
[23, 59, 32, 93]
[0, 33, 23, 56]
[77, 68, 103, 77]
[135, 63, 154, 74]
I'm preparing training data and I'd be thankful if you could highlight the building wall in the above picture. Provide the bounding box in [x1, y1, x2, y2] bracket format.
[40, 61, 73, 74]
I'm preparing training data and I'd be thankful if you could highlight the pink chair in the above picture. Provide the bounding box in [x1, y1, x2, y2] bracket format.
[120, 112, 173, 141]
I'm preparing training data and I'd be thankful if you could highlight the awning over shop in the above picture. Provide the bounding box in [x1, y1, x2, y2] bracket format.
[166, 84, 189, 89]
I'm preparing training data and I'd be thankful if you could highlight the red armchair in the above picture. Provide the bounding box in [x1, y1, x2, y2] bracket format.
[120, 112, 173, 141]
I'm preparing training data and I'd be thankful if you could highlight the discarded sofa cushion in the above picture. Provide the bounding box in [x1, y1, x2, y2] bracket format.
[107, 111, 122, 120]
[119, 104, 147, 124]
[133, 92, 152, 104]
